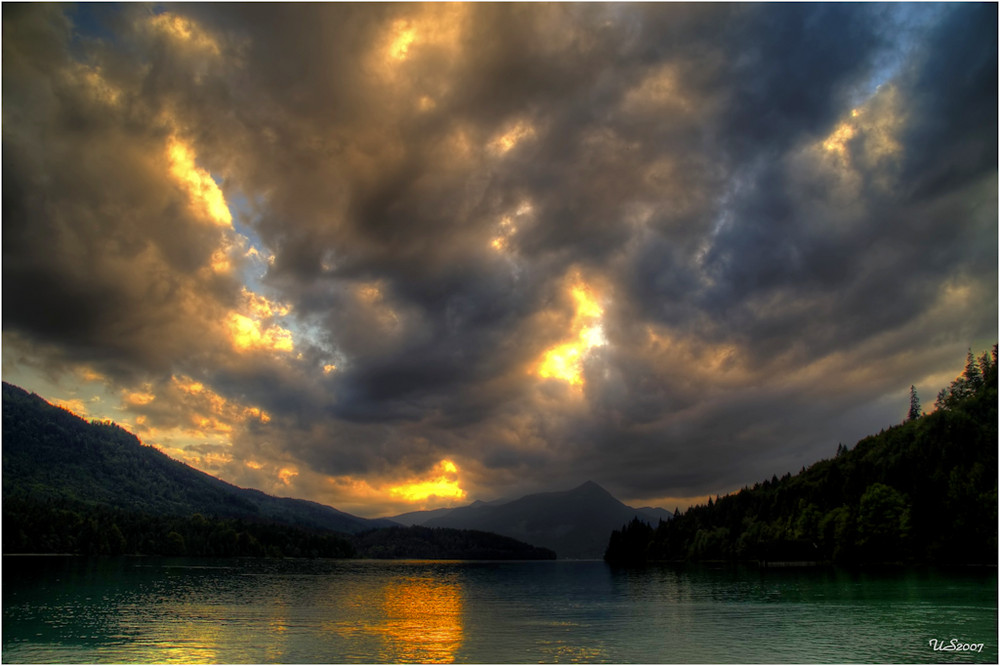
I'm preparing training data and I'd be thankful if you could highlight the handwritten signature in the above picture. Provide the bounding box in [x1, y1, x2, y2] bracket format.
[929, 639, 984, 653]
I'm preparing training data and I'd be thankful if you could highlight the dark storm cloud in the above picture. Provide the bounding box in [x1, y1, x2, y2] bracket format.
[716, 4, 890, 156]
[2, 3, 995, 512]
[687, 3, 997, 370]
[897, 3, 997, 197]
[3, 4, 240, 378]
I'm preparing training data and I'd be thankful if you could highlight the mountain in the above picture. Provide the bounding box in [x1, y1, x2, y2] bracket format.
[1, 382, 392, 535]
[401, 480, 669, 559]
[632, 506, 674, 523]
[388, 506, 457, 526]
[389, 496, 513, 526]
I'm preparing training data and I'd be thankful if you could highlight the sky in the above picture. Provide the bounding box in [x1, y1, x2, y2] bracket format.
[3, 3, 997, 518]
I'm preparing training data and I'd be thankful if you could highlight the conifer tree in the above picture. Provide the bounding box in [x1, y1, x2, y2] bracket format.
[907, 385, 921, 421]
[935, 387, 950, 411]
[978, 349, 993, 380]
[964, 348, 983, 391]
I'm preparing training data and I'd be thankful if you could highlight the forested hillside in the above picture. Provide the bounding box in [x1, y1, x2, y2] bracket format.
[1, 382, 388, 534]
[605, 347, 998, 566]
[2, 496, 355, 557]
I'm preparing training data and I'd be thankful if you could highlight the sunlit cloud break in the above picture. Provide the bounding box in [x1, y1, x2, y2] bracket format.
[389, 460, 466, 504]
[536, 277, 607, 388]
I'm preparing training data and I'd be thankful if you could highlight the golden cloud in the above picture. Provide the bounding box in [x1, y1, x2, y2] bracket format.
[166, 136, 233, 229]
[67, 63, 125, 110]
[51, 398, 91, 418]
[278, 467, 299, 486]
[125, 390, 156, 407]
[225, 288, 295, 354]
[535, 275, 607, 388]
[381, 5, 467, 65]
[355, 281, 401, 331]
[121, 375, 272, 450]
[388, 20, 418, 61]
[490, 216, 517, 251]
[816, 85, 905, 177]
[621, 64, 694, 117]
[147, 12, 222, 57]
[490, 119, 537, 155]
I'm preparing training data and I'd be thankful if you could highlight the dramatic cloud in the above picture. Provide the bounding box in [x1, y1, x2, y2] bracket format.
[3, 3, 996, 516]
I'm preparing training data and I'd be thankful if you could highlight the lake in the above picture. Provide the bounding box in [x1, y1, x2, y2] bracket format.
[2, 556, 996, 663]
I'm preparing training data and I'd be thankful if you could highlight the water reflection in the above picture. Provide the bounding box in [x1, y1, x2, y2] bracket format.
[371, 572, 464, 663]
[4, 558, 995, 664]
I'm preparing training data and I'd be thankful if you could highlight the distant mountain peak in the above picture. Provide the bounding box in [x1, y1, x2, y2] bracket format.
[413, 479, 667, 558]
[568, 480, 614, 497]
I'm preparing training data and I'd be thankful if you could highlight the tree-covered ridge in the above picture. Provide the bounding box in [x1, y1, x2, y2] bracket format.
[351, 526, 556, 560]
[2, 496, 355, 558]
[606, 346, 998, 566]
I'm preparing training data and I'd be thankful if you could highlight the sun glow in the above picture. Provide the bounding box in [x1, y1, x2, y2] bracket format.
[388, 459, 466, 503]
[536, 279, 607, 388]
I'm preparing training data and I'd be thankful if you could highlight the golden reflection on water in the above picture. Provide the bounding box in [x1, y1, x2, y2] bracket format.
[369, 573, 464, 663]
[130, 603, 224, 664]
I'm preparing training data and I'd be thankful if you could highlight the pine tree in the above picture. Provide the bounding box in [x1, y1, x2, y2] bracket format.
[907, 385, 921, 421]
[978, 349, 993, 381]
[935, 387, 950, 411]
[964, 348, 983, 392]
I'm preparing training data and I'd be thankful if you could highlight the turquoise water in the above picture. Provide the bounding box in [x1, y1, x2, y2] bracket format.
[2, 556, 996, 663]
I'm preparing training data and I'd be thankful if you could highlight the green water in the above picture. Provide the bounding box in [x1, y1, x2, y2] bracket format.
[2, 556, 996, 663]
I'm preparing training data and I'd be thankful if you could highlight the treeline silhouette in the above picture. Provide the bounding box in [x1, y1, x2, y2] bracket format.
[606, 346, 998, 566]
[3, 497, 354, 558]
[2, 497, 557, 559]
[352, 525, 556, 560]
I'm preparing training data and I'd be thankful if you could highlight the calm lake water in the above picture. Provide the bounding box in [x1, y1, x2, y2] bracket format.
[2, 556, 996, 664]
